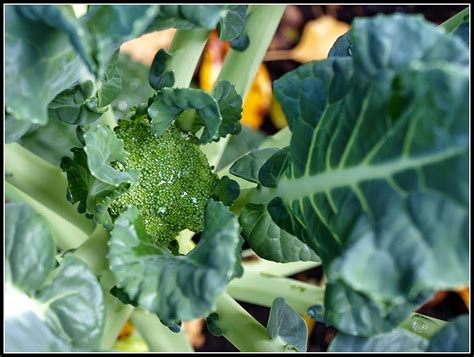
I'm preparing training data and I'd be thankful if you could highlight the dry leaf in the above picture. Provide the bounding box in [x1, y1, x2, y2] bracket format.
[183, 319, 205, 348]
[120, 29, 176, 65]
[265, 15, 350, 62]
[457, 287, 469, 309]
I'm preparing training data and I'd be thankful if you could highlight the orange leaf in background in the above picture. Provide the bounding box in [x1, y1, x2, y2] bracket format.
[199, 32, 272, 129]
[183, 319, 206, 348]
[457, 287, 469, 309]
[120, 29, 176, 65]
[117, 320, 134, 340]
[265, 15, 350, 62]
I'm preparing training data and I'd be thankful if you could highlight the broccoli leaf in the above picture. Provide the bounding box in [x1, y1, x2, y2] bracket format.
[230, 148, 279, 184]
[108, 199, 242, 326]
[83, 125, 139, 186]
[328, 328, 428, 352]
[427, 315, 469, 352]
[5, 203, 105, 352]
[252, 15, 469, 336]
[239, 203, 320, 263]
[266, 297, 307, 352]
[218, 5, 247, 41]
[149, 49, 175, 90]
[212, 176, 241, 207]
[148, 82, 243, 144]
[5, 5, 83, 126]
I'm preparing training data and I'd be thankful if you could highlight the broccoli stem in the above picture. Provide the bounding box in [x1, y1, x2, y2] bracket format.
[440, 7, 469, 33]
[168, 29, 211, 88]
[5, 143, 95, 245]
[201, 5, 287, 169]
[130, 309, 194, 352]
[214, 293, 288, 352]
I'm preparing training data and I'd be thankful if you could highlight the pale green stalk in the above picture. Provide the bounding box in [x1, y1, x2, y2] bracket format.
[242, 257, 320, 277]
[440, 7, 469, 32]
[214, 293, 288, 352]
[130, 309, 194, 352]
[201, 5, 286, 169]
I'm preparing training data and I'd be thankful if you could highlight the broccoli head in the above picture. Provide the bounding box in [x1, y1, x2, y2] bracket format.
[109, 112, 217, 244]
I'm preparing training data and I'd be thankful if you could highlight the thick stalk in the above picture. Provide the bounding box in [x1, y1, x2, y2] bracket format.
[202, 5, 286, 169]
[242, 256, 320, 277]
[214, 293, 287, 352]
[99, 270, 135, 350]
[5, 143, 95, 235]
[228, 270, 447, 340]
[440, 7, 469, 32]
[74, 225, 109, 274]
[227, 270, 324, 316]
[130, 309, 193, 352]
[168, 29, 211, 88]
[6, 181, 88, 250]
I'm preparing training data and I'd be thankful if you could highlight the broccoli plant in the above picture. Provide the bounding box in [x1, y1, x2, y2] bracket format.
[5, 4, 470, 353]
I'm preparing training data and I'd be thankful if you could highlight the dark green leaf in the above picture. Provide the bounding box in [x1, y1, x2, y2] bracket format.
[6, 203, 55, 291]
[206, 313, 224, 336]
[239, 203, 320, 263]
[328, 328, 429, 352]
[452, 22, 469, 46]
[427, 315, 468, 352]
[108, 199, 242, 325]
[268, 15, 468, 336]
[149, 5, 225, 32]
[212, 80, 243, 137]
[212, 176, 240, 206]
[328, 31, 352, 58]
[229, 32, 250, 52]
[230, 148, 279, 184]
[267, 297, 307, 352]
[218, 6, 247, 41]
[148, 88, 221, 144]
[258, 147, 290, 188]
[149, 49, 175, 90]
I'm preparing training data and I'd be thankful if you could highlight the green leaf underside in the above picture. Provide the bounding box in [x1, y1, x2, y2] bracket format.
[108, 199, 242, 325]
[239, 203, 320, 263]
[427, 314, 469, 352]
[267, 15, 468, 335]
[5, 203, 104, 352]
[5, 5, 83, 125]
[230, 148, 279, 184]
[148, 81, 242, 144]
[149, 49, 175, 90]
[218, 5, 247, 41]
[267, 297, 308, 352]
[328, 328, 428, 352]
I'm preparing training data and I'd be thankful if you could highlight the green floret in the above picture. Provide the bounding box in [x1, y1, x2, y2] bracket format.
[109, 113, 217, 244]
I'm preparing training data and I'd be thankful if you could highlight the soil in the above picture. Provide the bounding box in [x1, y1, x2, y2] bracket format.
[197, 5, 469, 352]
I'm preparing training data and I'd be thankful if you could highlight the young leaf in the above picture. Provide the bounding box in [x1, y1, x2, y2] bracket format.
[83, 125, 139, 186]
[212, 176, 241, 206]
[212, 80, 243, 138]
[266, 297, 307, 352]
[5, 203, 105, 352]
[230, 148, 279, 184]
[149, 49, 175, 90]
[239, 203, 320, 263]
[427, 315, 468, 352]
[108, 199, 242, 326]
[328, 328, 429, 352]
[266, 15, 469, 336]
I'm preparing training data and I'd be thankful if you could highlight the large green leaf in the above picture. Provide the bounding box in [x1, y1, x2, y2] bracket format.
[427, 315, 469, 352]
[263, 15, 469, 336]
[108, 200, 242, 326]
[266, 297, 308, 352]
[5, 203, 105, 352]
[328, 328, 428, 352]
[5, 5, 83, 126]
